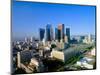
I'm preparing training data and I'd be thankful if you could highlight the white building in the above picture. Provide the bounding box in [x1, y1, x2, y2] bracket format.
[91, 48, 95, 56]
[76, 57, 94, 69]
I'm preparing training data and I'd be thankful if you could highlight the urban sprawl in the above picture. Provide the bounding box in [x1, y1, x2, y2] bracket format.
[12, 24, 96, 74]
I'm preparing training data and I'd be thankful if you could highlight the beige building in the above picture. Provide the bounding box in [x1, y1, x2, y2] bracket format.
[51, 50, 64, 61]
[64, 35, 68, 43]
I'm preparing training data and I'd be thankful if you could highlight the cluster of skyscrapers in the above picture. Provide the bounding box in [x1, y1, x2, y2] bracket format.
[13, 24, 95, 74]
[39, 24, 70, 43]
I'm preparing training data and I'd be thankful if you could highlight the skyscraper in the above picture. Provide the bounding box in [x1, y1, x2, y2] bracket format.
[51, 26, 54, 41]
[55, 28, 58, 41]
[46, 24, 53, 41]
[30, 36, 33, 42]
[58, 24, 65, 42]
[39, 28, 45, 41]
[58, 29, 61, 42]
[66, 28, 70, 43]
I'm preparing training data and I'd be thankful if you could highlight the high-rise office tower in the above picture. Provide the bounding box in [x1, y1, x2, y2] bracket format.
[46, 24, 53, 41]
[55, 28, 58, 41]
[58, 29, 61, 42]
[30, 36, 33, 42]
[58, 24, 65, 42]
[66, 28, 70, 43]
[39, 28, 45, 41]
[51, 26, 54, 41]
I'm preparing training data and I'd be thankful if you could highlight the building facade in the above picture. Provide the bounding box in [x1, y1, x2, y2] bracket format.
[58, 24, 65, 42]
[39, 28, 45, 41]
[66, 28, 70, 43]
[46, 24, 53, 41]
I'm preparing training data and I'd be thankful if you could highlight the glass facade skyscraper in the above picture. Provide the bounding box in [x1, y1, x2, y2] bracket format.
[46, 24, 53, 41]
[39, 28, 45, 41]
[58, 29, 61, 42]
[66, 28, 70, 43]
[55, 28, 58, 40]
[58, 24, 65, 42]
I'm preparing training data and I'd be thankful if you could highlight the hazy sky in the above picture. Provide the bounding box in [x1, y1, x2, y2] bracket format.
[12, 1, 96, 39]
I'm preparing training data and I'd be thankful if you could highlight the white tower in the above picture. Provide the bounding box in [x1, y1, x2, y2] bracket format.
[17, 52, 21, 68]
[88, 34, 92, 44]
[30, 36, 33, 42]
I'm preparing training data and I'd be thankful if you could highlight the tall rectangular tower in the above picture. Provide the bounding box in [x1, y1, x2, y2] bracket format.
[58, 24, 65, 42]
[39, 28, 45, 41]
[46, 24, 53, 41]
[66, 28, 70, 43]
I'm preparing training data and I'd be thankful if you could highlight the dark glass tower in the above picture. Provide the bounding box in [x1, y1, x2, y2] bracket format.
[39, 28, 45, 41]
[58, 29, 61, 42]
[58, 24, 65, 42]
[66, 28, 70, 43]
[55, 28, 58, 40]
[46, 24, 53, 41]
